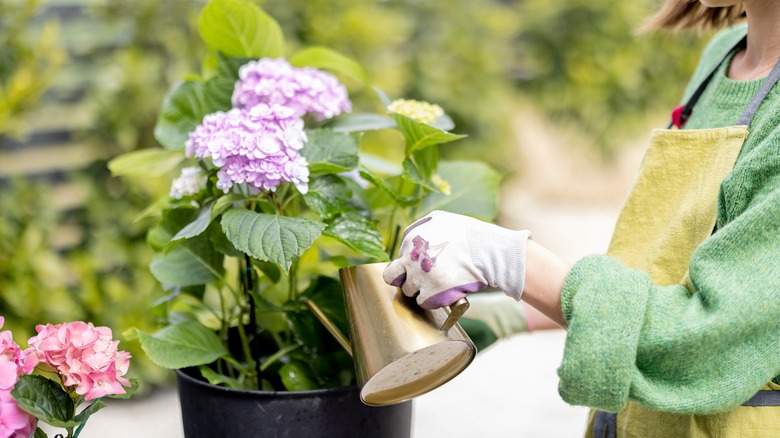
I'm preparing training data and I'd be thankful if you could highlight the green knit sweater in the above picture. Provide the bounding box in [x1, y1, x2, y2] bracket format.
[557, 23, 780, 414]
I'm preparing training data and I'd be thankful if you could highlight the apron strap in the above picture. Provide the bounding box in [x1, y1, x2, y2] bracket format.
[741, 389, 780, 406]
[735, 57, 780, 125]
[592, 410, 617, 438]
[668, 36, 747, 129]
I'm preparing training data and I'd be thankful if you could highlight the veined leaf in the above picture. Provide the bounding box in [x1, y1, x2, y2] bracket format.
[12, 375, 76, 428]
[393, 113, 466, 155]
[302, 175, 352, 219]
[289, 46, 369, 85]
[198, 0, 285, 58]
[323, 211, 389, 261]
[136, 321, 227, 369]
[221, 209, 326, 272]
[150, 233, 225, 287]
[302, 129, 359, 175]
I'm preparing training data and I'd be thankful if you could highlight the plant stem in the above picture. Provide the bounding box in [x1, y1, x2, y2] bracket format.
[243, 254, 263, 390]
[288, 260, 298, 302]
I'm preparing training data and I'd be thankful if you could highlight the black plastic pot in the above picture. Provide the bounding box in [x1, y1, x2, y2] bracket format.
[175, 367, 413, 438]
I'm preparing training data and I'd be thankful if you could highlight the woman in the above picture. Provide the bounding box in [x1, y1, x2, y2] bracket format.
[383, 0, 780, 436]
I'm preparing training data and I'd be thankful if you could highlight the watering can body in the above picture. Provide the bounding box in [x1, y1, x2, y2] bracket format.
[340, 262, 476, 406]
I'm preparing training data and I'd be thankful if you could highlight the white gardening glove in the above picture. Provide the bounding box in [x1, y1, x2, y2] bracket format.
[382, 210, 533, 309]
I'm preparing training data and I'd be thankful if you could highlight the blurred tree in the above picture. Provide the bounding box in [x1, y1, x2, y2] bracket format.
[511, 0, 711, 155]
[262, 0, 709, 160]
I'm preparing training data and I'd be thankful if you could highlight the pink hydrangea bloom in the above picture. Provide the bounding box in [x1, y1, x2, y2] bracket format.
[232, 58, 351, 120]
[185, 104, 310, 194]
[0, 390, 37, 438]
[0, 318, 37, 438]
[23, 322, 131, 401]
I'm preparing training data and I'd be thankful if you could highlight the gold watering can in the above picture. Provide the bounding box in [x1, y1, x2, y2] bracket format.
[337, 262, 476, 406]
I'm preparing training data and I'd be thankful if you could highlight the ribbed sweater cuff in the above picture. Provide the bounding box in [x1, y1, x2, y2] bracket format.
[557, 255, 652, 412]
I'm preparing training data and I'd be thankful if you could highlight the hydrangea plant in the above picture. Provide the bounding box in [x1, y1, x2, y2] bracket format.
[109, 0, 501, 392]
[0, 317, 134, 438]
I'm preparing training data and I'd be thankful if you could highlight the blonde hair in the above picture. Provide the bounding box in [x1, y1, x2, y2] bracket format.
[642, 0, 745, 31]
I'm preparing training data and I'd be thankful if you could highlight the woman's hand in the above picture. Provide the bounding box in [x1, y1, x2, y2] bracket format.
[382, 210, 533, 309]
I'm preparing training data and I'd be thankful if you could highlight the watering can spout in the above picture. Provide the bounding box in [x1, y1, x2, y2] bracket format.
[340, 262, 476, 406]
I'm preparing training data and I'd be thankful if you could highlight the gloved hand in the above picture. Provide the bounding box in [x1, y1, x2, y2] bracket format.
[382, 210, 533, 309]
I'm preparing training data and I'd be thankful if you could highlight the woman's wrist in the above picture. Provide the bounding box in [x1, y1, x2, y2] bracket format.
[521, 239, 571, 328]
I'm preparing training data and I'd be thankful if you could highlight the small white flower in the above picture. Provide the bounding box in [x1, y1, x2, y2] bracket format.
[170, 166, 207, 199]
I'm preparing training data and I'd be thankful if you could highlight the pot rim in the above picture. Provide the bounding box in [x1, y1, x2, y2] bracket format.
[174, 367, 362, 398]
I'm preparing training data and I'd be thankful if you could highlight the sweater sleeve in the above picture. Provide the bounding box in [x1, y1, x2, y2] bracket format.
[557, 143, 780, 414]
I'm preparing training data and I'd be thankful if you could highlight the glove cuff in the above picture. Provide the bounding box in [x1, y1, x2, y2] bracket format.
[469, 226, 532, 300]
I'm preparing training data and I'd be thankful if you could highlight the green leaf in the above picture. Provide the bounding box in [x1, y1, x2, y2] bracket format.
[327, 113, 397, 133]
[419, 161, 501, 220]
[358, 168, 417, 207]
[73, 399, 106, 425]
[252, 259, 281, 283]
[203, 53, 249, 111]
[392, 113, 466, 155]
[172, 206, 213, 241]
[108, 149, 185, 177]
[302, 129, 360, 175]
[11, 375, 75, 427]
[221, 209, 326, 272]
[197, 0, 285, 58]
[323, 211, 389, 261]
[154, 80, 209, 151]
[33, 428, 47, 438]
[199, 366, 245, 389]
[212, 193, 244, 218]
[136, 321, 228, 369]
[302, 175, 352, 219]
[402, 146, 439, 190]
[150, 232, 224, 287]
[289, 46, 369, 85]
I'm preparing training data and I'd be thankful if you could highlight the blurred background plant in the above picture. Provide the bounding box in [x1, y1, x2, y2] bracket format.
[1, 0, 711, 390]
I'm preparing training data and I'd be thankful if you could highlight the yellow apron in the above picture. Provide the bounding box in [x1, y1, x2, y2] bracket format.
[587, 37, 780, 437]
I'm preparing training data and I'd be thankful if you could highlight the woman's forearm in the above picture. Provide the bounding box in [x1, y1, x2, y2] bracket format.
[522, 240, 571, 328]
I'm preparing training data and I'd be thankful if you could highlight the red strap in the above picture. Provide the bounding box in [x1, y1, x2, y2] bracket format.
[671, 105, 688, 128]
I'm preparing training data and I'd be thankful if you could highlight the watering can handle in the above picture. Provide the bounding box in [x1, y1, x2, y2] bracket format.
[440, 298, 469, 331]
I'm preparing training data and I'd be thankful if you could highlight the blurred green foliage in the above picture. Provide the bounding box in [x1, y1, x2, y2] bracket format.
[0, 0, 65, 136]
[1, 0, 710, 389]
[511, 0, 710, 155]
[0, 0, 206, 389]
[261, 0, 709, 159]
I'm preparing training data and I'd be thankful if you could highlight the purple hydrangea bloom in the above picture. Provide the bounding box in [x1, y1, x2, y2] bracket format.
[232, 58, 351, 120]
[185, 104, 309, 194]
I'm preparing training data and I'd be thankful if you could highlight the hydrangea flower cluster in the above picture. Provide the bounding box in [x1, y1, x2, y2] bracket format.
[232, 58, 351, 120]
[387, 98, 444, 124]
[0, 318, 36, 438]
[22, 321, 132, 402]
[185, 104, 310, 194]
[183, 57, 351, 195]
